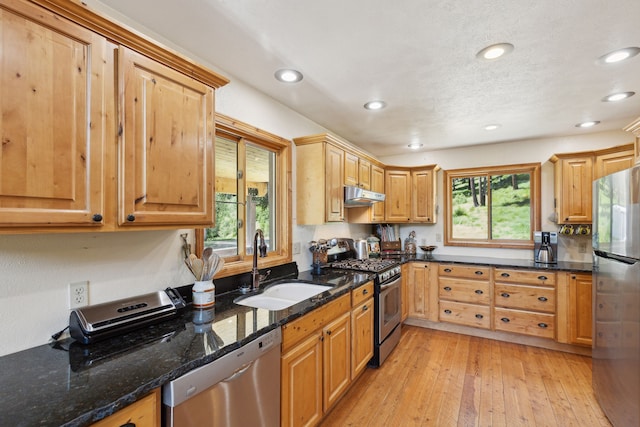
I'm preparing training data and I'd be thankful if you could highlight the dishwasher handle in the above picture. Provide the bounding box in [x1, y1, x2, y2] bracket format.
[224, 361, 253, 382]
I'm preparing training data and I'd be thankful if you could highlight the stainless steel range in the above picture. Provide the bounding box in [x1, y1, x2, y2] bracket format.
[330, 256, 402, 367]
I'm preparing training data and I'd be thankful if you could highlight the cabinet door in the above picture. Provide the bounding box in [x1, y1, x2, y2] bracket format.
[91, 389, 159, 427]
[281, 333, 323, 427]
[408, 262, 429, 318]
[344, 152, 359, 187]
[557, 157, 592, 223]
[0, 1, 108, 227]
[371, 165, 385, 221]
[119, 47, 214, 226]
[351, 298, 373, 379]
[325, 144, 344, 222]
[412, 168, 436, 223]
[385, 169, 411, 222]
[568, 273, 593, 346]
[323, 312, 351, 411]
[358, 158, 371, 190]
[595, 149, 635, 179]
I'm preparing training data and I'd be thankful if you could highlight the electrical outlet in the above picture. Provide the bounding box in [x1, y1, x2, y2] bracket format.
[578, 241, 587, 254]
[436, 233, 442, 243]
[69, 281, 89, 309]
[293, 242, 301, 255]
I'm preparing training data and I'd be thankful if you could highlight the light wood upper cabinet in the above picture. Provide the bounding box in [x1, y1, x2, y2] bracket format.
[412, 167, 437, 223]
[385, 165, 438, 223]
[624, 116, 640, 164]
[594, 145, 635, 179]
[347, 163, 385, 224]
[326, 144, 345, 222]
[0, 0, 110, 228]
[550, 154, 593, 224]
[385, 169, 412, 222]
[345, 151, 371, 190]
[119, 47, 215, 226]
[551, 144, 634, 224]
[0, 0, 229, 232]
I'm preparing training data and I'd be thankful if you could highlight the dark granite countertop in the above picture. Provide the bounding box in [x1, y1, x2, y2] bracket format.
[385, 253, 593, 273]
[0, 269, 372, 427]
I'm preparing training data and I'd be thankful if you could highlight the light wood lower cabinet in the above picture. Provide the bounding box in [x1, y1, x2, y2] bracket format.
[351, 281, 374, 379]
[438, 264, 491, 329]
[557, 272, 593, 347]
[90, 388, 160, 427]
[280, 293, 353, 427]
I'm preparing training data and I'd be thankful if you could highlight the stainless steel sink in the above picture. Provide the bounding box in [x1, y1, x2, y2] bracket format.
[234, 282, 332, 310]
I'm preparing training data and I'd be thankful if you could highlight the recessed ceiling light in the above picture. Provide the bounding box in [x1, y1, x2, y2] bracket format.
[364, 100, 387, 110]
[476, 43, 514, 60]
[407, 143, 423, 150]
[274, 69, 303, 83]
[484, 124, 501, 131]
[575, 121, 600, 128]
[602, 91, 635, 102]
[598, 47, 640, 64]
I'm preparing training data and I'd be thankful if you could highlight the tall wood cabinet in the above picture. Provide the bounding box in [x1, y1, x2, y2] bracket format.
[556, 272, 593, 347]
[0, 0, 228, 232]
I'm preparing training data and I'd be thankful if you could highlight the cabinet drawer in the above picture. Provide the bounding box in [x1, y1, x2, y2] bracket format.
[282, 293, 350, 352]
[439, 301, 490, 329]
[494, 308, 555, 339]
[494, 268, 555, 287]
[494, 284, 555, 313]
[439, 264, 490, 280]
[352, 281, 374, 307]
[439, 277, 490, 304]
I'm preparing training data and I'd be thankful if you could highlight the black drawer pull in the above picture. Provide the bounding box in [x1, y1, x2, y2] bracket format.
[363, 289, 369, 295]
[444, 286, 452, 291]
[501, 317, 510, 323]
[92, 213, 103, 222]
[501, 272, 510, 277]
[538, 323, 548, 328]
[444, 309, 452, 314]
[127, 214, 136, 222]
[501, 292, 510, 298]
[475, 314, 484, 319]
[475, 271, 484, 275]
[362, 305, 369, 311]
[444, 268, 452, 273]
[538, 296, 548, 302]
[475, 289, 483, 294]
[326, 330, 332, 335]
[121, 424, 135, 427]
[537, 275, 548, 281]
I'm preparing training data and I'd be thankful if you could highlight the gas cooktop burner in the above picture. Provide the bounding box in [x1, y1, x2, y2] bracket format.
[329, 258, 398, 273]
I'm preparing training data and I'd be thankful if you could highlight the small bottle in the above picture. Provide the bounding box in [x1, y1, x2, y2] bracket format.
[404, 231, 417, 255]
[192, 280, 215, 308]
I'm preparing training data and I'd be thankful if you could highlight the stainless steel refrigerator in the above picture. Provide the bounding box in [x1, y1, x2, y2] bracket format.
[592, 164, 640, 427]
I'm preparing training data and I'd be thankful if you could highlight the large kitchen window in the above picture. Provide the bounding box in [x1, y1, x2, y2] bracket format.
[444, 163, 541, 249]
[196, 114, 291, 277]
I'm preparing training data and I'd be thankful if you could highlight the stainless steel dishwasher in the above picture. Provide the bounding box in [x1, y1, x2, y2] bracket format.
[162, 327, 282, 427]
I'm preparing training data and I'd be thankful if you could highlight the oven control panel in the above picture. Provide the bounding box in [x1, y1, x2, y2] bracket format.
[379, 266, 401, 283]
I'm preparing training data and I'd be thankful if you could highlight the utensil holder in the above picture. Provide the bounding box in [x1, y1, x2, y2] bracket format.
[192, 280, 215, 308]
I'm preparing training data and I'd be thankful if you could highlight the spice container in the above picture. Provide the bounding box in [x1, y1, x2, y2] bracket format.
[404, 230, 417, 255]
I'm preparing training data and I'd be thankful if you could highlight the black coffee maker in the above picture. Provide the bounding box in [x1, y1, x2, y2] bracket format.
[534, 231, 557, 264]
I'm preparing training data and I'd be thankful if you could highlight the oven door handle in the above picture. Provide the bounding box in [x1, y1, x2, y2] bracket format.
[379, 276, 401, 291]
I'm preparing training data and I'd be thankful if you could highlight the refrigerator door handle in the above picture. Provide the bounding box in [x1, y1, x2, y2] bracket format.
[594, 249, 639, 265]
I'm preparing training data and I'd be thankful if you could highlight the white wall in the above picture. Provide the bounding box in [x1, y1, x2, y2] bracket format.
[379, 131, 632, 262]
[0, 3, 632, 356]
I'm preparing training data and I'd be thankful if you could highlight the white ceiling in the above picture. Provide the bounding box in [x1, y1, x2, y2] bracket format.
[99, 0, 640, 157]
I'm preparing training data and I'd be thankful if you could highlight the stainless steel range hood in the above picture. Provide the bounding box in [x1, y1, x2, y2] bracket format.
[344, 185, 385, 207]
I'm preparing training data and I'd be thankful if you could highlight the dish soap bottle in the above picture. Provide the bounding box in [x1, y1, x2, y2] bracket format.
[404, 230, 417, 255]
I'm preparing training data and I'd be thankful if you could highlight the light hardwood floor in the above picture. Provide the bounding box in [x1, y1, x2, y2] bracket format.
[321, 326, 611, 427]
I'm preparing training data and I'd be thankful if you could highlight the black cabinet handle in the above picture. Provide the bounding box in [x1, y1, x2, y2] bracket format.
[326, 330, 332, 335]
[363, 289, 369, 295]
[126, 214, 136, 222]
[475, 314, 484, 319]
[443, 286, 452, 291]
[501, 317, 510, 323]
[444, 268, 452, 273]
[501, 292, 510, 298]
[475, 289, 483, 294]
[475, 271, 484, 275]
[538, 296, 548, 302]
[121, 424, 135, 427]
[92, 213, 103, 222]
[444, 309, 452, 314]
[538, 323, 548, 328]
[537, 275, 548, 281]
[501, 272, 510, 277]
[362, 305, 369, 311]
